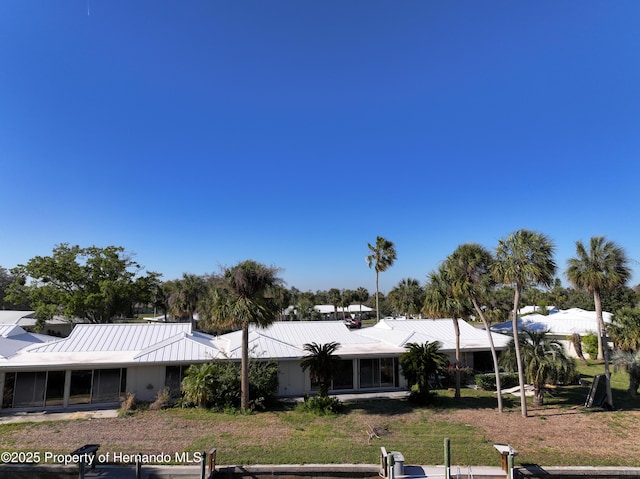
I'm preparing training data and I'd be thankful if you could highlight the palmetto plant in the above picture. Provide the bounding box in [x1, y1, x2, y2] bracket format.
[300, 342, 341, 397]
[199, 260, 283, 410]
[366, 236, 397, 322]
[612, 350, 640, 397]
[500, 329, 577, 407]
[493, 229, 556, 417]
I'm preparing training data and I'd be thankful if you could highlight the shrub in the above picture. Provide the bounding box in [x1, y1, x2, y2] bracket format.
[441, 367, 474, 388]
[119, 392, 137, 416]
[181, 359, 279, 411]
[297, 395, 343, 415]
[582, 333, 598, 359]
[475, 373, 519, 391]
[150, 387, 172, 410]
[407, 384, 435, 406]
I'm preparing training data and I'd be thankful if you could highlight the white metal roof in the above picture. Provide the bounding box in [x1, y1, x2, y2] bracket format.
[491, 308, 611, 336]
[356, 318, 512, 352]
[0, 311, 35, 326]
[0, 325, 56, 361]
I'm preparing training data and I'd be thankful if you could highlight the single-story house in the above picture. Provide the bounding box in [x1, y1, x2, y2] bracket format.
[490, 307, 612, 357]
[0, 319, 511, 412]
[0, 310, 78, 337]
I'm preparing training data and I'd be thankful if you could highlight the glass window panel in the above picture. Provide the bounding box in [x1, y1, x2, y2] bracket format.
[2, 373, 15, 409]
[92, 369, 121, 403]
[380, 358, 395, 387]
[165, 366, 187, 398]
[13, 372, 46, 408]
[69, 370, 93, 405]
[45, 371, 66, 406]
[332, 360, 353, 390]
[359, 359, 380, 389]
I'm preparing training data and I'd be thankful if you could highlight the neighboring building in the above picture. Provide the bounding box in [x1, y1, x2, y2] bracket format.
[0, 319, 511, 412]
[0, 310, 79, 337]
[490, 308, 612, 357]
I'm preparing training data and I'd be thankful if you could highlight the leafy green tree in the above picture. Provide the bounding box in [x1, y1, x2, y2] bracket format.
[445, 243, 504, 412]
[500, 329, 577, 407]
[181, 363, 217, 408]
[608, 307, 640, 352]
[6, 244, 159, 327]
[567, 237, 631, 360]
[340, 290, 354, 320]
[0, 266, 28, 310]
[198, 260, 282, 410]
[612, 350, 640, 397]
[366, 236, 397, 322]
[423, 266, 468, 399]
[388, 278, 424, 318]
[493, 229, 556, 417]
[399, 341, 449, 404]
[300, 342, 341, 397]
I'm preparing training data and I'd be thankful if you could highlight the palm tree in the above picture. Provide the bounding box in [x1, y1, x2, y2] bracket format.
[500, 329, 576, 407]
[388, 278, 424, 318]
[399, 341, 449, 403]
[493, 229, 556, 417]
[300, 342, 341, 397]
[612, 350, 640, 397]
[328, 288, 341, 320]
[167, 273, 208, 329]
[366, 236, 397, 322]
[446, 243, 504, 412]
[181, 363, 216, 408]
[354, 287, 370, 317]
[199, 260, 282, 410]
[566, 237, 630, 409]
[423, 267, 468, 399]
[608, 307, 640, 353]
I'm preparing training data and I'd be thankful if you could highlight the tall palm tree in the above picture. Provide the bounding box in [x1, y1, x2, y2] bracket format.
[168, 273, 208, 330]
[328, 288, 341, 320]
[567, 237, 630, 360]
[423, 267, 468, 399]
[493, 229, 556, 417]
[500, 329, 576, 407]
[199, 260, 282, 410]
[354, 287, 370, 317]
[388, 278, 424, 318]
[300, 342, 341, 397]
[446, 243, 504, 412]
[366, 236, 397, 322]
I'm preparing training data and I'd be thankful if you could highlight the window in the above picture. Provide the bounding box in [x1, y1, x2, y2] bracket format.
[13, 372, 47, 408]
[45, 371, 66, 406]
[165, 365, 188, 398]
[92, 369, 123, 403]
[332, 360, 354, 390]
[2, 373, 15, 409]
[359, 358, 399, 389]
[69, 370, 93, 405]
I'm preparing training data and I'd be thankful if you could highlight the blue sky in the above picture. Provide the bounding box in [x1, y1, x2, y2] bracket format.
[1, 1, 639, 294]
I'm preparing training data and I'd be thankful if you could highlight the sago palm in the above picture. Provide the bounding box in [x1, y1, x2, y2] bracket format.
[300, 342, 341, 397]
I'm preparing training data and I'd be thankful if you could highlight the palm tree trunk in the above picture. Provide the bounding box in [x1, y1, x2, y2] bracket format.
[513, 286, 528, 417]
[452, 318, 461, 399]
[594, 291, 604, 360]
[594, 291, 613, 407]
[375, 271, 380, 322]
[241, 322, 249, 411]
[533, 386, 544, 407]
[472, 298, 503, 412]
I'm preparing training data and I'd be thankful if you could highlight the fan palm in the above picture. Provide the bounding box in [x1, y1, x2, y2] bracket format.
[608, 307, 640, 353]
[366, 236, 397, 322]
[446, 243, 504, 412]
[199, 260, 282, 410]
[423, 267, 468, 399]
[388, 278, 424, 318]
[493, 229, 556, 417]
[612, 350, 640, 397]
[566, 237, 630, 408]
[566, 237, 630, 359]
[500, 329, 576, 407]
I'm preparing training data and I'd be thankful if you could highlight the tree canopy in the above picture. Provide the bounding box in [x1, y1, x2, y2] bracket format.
[6, 244, 160, 327]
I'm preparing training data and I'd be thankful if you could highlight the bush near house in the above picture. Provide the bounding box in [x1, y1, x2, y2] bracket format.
[475, 373, 519, 391]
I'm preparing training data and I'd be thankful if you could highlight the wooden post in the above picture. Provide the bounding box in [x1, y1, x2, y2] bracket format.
[444, 438, 451, 479]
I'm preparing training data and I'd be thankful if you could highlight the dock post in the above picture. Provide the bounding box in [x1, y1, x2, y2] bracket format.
[136, 458, 142, 479]
[507, 450, 515, 479]
[444, 438, 451, 479]
[200, 451, 207, 479]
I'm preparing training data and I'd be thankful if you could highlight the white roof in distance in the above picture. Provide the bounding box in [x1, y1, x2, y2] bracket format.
[491, 308, 610, 336]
